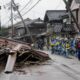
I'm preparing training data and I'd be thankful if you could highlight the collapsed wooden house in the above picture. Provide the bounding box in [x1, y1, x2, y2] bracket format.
[0, 37, 50, 73]
[8, 18, 47, 43]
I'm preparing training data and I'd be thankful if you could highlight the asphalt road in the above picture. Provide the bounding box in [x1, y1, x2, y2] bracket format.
[0, 51, 80, 80]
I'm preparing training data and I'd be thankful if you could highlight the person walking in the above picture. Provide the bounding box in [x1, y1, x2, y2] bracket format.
[76, 40, 80, 60]
[70, 38, 76, 56]
[50, 39, 56, 54]
[65, 41, 70, 58]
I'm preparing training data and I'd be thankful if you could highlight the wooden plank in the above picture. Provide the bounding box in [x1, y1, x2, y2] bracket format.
[4, 53, 17, 73]
[4, 44, 22, 73]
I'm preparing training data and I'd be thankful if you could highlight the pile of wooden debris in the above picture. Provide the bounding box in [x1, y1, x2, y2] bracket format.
[0, 37, 50, 73]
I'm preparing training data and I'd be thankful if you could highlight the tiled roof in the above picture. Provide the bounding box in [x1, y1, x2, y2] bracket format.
[13, 18, 43, 28]
[44, 10, 66, 22]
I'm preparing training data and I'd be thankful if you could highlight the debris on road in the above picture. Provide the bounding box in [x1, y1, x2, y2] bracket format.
[0, 37, 50, 73]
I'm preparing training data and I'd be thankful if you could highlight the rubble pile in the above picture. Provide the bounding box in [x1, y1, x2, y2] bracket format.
[0, 37, 50, 73]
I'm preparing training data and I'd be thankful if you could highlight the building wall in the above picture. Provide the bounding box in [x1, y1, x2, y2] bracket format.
[70, 0, 80, 32]
[53, 23, 62, 33]
[29, 27, 46, 35]
[70, 0, 79, 10]
[71, 10, 79, 32]
[16, 28, 25, 36]
[8, 25, 46, 38]
[70, 0, 80, 38]
[78, 6, 80, 27]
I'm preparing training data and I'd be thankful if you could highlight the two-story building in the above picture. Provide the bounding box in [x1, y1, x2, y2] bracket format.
[44, 10, 75, 38]
[44, 10, 76, 48]
[66, 0, 80, 38]
[8, 18, 47, 43]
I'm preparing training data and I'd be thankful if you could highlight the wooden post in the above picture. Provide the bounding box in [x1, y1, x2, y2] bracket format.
[4, 53, 17, 73]
[5, 44, 22, 73]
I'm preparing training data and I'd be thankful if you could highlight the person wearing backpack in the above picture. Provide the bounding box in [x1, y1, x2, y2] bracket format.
[76, 40, 80, 60]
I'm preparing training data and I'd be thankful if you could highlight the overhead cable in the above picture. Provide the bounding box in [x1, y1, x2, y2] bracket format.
[20, 0, 32, 12]
[22, 0, 41, 16]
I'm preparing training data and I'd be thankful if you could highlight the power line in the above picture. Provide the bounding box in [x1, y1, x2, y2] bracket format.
[20, 0, 32, 12]
[3, 0, 32, 25]
[3, 0, 41, 25]
[22, 0, 41, 16]
[12, 0, 34, 42]
[13, 0, 33, 19]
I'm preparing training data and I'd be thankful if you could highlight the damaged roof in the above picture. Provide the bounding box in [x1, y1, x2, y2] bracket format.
[44, 10, 66, 22]
[9, 18, 43, 28]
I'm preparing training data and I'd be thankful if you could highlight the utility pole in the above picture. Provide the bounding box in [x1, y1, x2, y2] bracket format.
[12, 0, 27, 34]
[0, 6, 1, 30]
[63, 0, 80, 32]
[12, 0, 34, 43]
[11, 0, 14, 38]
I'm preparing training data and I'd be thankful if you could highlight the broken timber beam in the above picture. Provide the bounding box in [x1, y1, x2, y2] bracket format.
[0, 37, 50, 73]
[5, 44, 22, 73]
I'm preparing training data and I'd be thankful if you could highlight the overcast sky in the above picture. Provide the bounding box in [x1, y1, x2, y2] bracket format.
[0, 0, 66, 26]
